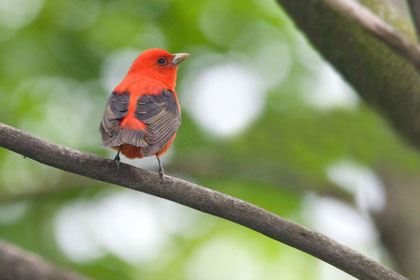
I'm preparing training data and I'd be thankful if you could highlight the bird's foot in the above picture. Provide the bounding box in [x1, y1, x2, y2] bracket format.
[114, 151, 121, 169]
[158, 169, 164, 180]
[157, 157, 164, 181]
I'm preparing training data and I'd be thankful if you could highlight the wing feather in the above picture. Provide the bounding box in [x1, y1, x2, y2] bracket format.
[100, 92, 147, 148]
[100, 92, 130, 143]
[134, 89, 181, 156]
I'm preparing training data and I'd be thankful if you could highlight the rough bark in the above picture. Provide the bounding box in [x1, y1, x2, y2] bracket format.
[0, 123, 407, 280]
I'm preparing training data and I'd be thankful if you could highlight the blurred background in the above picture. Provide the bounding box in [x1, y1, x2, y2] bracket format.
[0, 0, 417, 279]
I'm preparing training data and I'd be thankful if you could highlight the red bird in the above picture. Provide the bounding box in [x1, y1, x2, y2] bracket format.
[99, 49, 189, 178]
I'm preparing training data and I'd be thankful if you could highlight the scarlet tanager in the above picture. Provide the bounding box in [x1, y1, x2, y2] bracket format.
[99, 49, 189, 178]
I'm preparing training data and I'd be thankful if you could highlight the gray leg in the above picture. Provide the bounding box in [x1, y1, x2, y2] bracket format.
[157, 157, 164, 179]
[114, 149, 120, 168]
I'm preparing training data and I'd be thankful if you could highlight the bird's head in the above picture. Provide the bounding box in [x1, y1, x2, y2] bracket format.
[128, 49, 189, 89]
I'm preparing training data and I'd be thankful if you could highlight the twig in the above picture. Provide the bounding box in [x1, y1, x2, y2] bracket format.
[407, 0, 420, 42]
[0, 122, 407, 280]
[0, 239, 88, 280]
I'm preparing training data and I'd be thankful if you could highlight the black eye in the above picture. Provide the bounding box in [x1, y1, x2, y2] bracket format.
[157, 57, 166, 65]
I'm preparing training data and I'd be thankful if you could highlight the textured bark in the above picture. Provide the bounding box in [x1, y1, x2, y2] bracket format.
[0, 122, 407, 280]
[0, 240, 88, 280]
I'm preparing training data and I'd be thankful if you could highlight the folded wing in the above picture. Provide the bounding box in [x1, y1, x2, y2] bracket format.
[134, 89, 181, 157]
[100, 92, 148, 148]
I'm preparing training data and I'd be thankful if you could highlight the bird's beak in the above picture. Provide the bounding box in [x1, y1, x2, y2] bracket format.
[171, 53, 190, 65]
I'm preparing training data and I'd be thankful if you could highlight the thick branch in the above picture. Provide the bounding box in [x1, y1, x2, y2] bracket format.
[329, 0, 420, 70]
[277, 0, 420, 155]
[0, 123, 407, 280]
[0, 239, 87, 280]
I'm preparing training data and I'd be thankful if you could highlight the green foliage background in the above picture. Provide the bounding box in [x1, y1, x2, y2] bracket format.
[0, 0, 417, 279]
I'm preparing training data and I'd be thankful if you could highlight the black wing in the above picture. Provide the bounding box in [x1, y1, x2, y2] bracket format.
[134, 89, 181, 156]
[100, 92, 148, 148]
[100, 92, 129, 143]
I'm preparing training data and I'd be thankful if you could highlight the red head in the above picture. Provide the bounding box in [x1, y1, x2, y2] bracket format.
[127, 49, 189, 89]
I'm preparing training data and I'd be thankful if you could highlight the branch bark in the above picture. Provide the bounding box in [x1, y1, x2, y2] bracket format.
[0, 123, 407, 280]
[0, 239, 88, 280]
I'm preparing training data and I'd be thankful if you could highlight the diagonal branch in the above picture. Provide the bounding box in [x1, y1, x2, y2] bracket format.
[0, 122, 407, 280]
[277, 0, 420, 153]
[0, 239, 88, 280]
[328, 0, 420, 71]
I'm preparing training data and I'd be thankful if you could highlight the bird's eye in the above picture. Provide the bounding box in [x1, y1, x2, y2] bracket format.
[157, 57, 166, 65]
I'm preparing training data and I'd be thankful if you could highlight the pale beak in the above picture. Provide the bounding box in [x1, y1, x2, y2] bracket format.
[171, 53, 190, 65]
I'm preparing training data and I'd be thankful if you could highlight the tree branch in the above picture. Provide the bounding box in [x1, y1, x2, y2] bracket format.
[329, 0, 420, 70]
[277, 0, 420, 153]
[0, 152, 352, 204]
[0, 239, 88, 280]
[0, 122, 407, 280]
